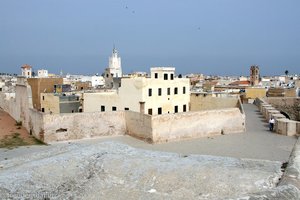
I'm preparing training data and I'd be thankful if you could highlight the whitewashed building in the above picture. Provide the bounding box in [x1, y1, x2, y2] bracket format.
[21, 64, 32, 78]
[37, 69, 48, 78]
[84, 67, 190, 115]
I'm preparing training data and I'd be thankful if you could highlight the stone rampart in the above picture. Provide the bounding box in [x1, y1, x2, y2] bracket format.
[264, 97, 300, 121]
[151, 108, 245, 143]
[43, 111, 126, 143]
[1, 87, 246, 144]
[255, 98, 300, 136]
[125, 111, 152, 142]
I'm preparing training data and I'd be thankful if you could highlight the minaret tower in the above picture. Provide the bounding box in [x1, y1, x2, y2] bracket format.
[108, 46, 122, 78]
[250, 65, 260, 86]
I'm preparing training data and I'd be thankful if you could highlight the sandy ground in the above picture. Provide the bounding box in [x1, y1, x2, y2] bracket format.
[0, 108, 28, 140]
[0, 108, 41, 148]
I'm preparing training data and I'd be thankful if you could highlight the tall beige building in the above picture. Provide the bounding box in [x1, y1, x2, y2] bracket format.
[84, 67, 190, 115]
[250, 65, 260, 86]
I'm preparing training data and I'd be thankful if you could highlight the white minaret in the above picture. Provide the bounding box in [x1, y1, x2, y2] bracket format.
[108, 46, 122, 78]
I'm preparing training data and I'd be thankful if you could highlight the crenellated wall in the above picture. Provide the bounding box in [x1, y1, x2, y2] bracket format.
[255, 97, 300, 136]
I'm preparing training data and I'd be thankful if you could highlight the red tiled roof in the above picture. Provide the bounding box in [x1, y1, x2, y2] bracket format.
[229, 80, 250, 86]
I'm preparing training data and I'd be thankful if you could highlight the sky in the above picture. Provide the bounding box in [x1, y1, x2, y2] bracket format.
[0, 0, 300, 76]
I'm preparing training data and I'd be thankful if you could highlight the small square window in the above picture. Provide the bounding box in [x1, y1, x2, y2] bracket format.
[125, 107, 129, 111]
[112, 106, 117, 111]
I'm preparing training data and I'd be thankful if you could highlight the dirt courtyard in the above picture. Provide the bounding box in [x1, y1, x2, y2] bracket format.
[0, 108, 43, 148]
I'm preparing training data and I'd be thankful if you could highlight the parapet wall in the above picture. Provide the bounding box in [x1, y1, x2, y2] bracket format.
[264, 97, 300, 121]
[151, 108, 245, 143]
[190, 94, 239, 111]
[43, 111, 126, 142]
[255, 98, 300, 136]
[125, 111, 152, 142]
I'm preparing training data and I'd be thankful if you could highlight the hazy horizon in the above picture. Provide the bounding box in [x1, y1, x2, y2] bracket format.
[1, 0, 299, 76]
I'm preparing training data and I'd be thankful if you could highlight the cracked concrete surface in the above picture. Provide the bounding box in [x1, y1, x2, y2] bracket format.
[0, 141, 290, 199]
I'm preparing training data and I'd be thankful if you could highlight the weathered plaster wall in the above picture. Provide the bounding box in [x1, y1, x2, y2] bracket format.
[125, 111, 152, 142]
[264, 97, 300, 121]
[42, 111, 126, 143]
[190, 94, 239, 111]
[28, 108, 44, 140]
[151, 108, 245, 143]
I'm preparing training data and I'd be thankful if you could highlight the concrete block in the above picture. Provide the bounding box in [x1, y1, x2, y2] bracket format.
[263, 106, 275, 118]
[276, 118, 297, 136]
[266, 110, 281, 121]
[260, 103, 271, 113]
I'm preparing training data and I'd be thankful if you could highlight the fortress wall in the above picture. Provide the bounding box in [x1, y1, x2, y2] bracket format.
[28, 108, 44, 140]
[151, 108, 245, 143]
[125, 111, 152, 142]
[190, 94, 239, 111]
[42, 111, 126, 143]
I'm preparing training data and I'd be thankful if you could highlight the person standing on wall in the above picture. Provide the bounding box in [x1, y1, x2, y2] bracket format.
[269, 117, 275, 131]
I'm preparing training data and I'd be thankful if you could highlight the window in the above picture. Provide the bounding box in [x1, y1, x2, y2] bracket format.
[125, 107, 129, 111]
[158, 107, 162, 115]
[171, 74, 174, 80]
[183, 104, 187, 112]
[148, 88, 152, 96]
[155, 73, 158, 79]
[164, 73, 168, 80]
[183, 87, 186, 94]
[158, 88, 162, 96]
[174, 106, 178, 113]
[174, 87, 178, 94]
[101, 105, 105, 112]
[167, 88, 170, 95]
[42, 96, 45, 100]
[112, 106, 117, 111]
[148, 109, 152, 115]
[41, 108, 45, 112]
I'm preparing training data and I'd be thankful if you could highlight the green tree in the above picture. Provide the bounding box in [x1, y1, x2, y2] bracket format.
[285, 70, 289, 76]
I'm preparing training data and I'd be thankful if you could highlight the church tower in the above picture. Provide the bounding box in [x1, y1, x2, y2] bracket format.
[250, 65, 260, 86]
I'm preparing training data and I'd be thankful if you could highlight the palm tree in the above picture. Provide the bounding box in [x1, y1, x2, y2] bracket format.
[285, 70, 289, 76]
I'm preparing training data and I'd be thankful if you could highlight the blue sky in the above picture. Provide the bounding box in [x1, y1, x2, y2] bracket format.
[0, 0, 299, 76]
